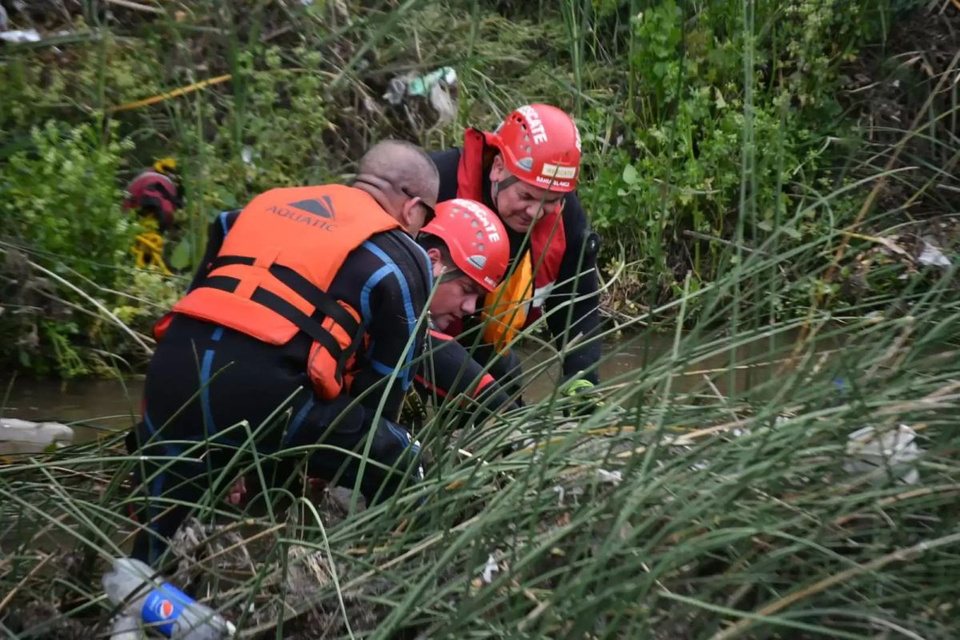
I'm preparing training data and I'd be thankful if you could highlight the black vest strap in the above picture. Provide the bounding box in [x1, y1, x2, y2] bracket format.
[195, 257, 366, 380]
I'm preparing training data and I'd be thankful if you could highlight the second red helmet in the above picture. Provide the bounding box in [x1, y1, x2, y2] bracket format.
[420, 198, 510, 292]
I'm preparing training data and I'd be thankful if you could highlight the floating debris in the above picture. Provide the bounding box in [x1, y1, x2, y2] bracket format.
[0, 418, 74, 455]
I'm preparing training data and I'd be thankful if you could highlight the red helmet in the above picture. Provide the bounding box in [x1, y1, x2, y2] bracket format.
[123, 170, 182, 231]
[489, 104, 582, 193]
[420, 199, 510, 292]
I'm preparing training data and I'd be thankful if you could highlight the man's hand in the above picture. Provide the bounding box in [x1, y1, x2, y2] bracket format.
[560, 377, 621, 418]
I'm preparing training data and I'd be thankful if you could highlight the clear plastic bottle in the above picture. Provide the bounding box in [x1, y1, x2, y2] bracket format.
[102, 557, 235, 640]
[109, 614, 145, 640]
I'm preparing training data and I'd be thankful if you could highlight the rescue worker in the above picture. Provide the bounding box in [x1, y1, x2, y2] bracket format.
[123, 158, 182, 274]
[429, 104, 603, 403]
[414, 200, 523, 427]
[126, 141, 512, 565]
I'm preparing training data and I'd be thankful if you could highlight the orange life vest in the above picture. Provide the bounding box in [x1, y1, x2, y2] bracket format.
[456, 128, 568, 352]
[172, 185, 400, 400]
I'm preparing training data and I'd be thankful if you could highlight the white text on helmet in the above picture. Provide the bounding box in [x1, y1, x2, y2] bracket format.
[535, 176, 572, 189]
[455, 199, 502, 243]
[518, 105, 548, 145]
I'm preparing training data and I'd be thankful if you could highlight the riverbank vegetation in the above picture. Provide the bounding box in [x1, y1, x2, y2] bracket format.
[1, 0, 958, 376]
[2, 1, 959, 638]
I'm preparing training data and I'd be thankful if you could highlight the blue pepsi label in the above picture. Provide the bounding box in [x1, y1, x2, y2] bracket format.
[141, 582, 194, 637]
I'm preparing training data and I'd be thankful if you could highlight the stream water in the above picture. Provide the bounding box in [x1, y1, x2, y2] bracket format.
[1, 331, 810, 454]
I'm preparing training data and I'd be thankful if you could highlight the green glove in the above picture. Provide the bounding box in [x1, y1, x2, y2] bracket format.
[560, 378, 603, 417]
[563, 379, 597, 397]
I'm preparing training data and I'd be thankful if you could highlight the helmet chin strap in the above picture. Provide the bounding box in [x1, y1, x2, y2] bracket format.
[436, 268, 465, 284]
[490, 174, 520, 206]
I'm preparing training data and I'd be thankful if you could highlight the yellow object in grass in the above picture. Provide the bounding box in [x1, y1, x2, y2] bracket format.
[131, 229, 172, 275]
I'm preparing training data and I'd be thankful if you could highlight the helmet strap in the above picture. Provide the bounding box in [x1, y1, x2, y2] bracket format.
[491, 174, 520, 205]
[436, 268, 465, 284]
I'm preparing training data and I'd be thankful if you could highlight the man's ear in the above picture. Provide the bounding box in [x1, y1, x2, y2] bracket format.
[489, 154, 505, 182]
[398, 199, 416, 234]
[425, 247, 445, 278]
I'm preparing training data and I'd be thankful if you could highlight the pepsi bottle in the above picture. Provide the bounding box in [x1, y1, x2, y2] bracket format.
[102, 557, 235, 640]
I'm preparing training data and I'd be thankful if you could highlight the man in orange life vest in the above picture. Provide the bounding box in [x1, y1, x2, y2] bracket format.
[429, 104, 603, 401]
[125, 141, 511, 565]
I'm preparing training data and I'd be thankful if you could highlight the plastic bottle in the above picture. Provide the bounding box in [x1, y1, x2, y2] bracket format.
[109, 614, 145, 640]
[102, 557, 236, 640]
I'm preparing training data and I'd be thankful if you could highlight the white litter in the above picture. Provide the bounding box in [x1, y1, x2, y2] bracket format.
[596, 469, 623, 485]
[0, 418, 74, 454]
[481, 554, 499, 584]
[919, 238, 951, 267]
[0, 29, 40, 43]
[108, 614, 143, 640]
[844, 424, 921, 485]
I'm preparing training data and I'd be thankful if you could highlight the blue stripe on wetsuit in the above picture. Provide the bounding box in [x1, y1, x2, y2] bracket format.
[360, 265, 405, 378]
[359, 239, 432, 390]
[141, 409, 183, 563]
[199, 326, 224, 436]
[219, 210, 232, 237]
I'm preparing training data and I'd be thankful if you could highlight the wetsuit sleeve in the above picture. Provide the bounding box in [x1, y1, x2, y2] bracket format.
[185, 210, 240, 292]
[543, 193, 602, 384]
[349, 235, 431, 422]
[415, 330, 519, 425]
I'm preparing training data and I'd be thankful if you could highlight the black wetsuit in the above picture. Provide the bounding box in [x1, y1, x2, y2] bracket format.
[126, 209, 432, 564]
[415, 328, 520, 426]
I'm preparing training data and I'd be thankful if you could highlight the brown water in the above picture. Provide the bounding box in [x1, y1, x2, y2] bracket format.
[1, 377, 143, 453]
[1, 330, 812, 453]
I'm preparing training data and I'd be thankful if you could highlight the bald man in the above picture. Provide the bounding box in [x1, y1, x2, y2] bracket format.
[126, 141, 441, 565]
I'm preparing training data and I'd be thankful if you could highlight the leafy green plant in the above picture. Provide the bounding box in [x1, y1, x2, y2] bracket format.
[0, 120, 141, 376]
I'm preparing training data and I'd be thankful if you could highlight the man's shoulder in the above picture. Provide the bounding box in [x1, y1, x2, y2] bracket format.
[429, 147, 463, 202]
[362, 230, 431, 284]
[428, 146, 462, 167]
[359, 228, 423, 260]
[560, 191, 589, 237]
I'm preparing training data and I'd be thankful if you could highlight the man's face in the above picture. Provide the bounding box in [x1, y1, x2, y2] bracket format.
[427, 250, 486, 330]
[489, 156, 564, 233]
